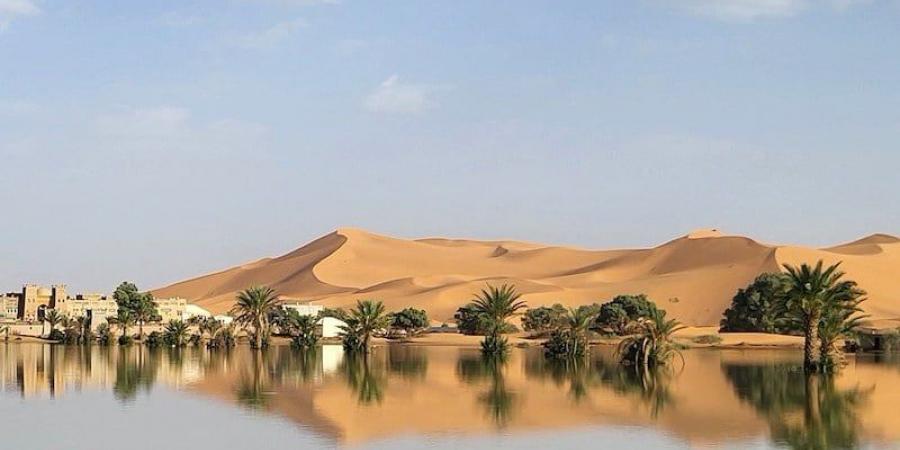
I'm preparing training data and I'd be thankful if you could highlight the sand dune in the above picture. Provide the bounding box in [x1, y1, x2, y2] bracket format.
[152, 228, 900, 325]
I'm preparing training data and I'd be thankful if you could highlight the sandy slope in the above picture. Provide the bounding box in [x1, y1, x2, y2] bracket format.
[152, 228, 900, 326]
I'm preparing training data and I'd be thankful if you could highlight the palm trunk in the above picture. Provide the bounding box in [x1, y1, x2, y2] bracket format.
[139, 320, 144, 340]
[804, 312, 821, 372]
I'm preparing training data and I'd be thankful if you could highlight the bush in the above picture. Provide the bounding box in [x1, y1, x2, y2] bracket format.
[145, 331, 165, 347]
[521, 304, 567, 333]
[48, 328, 65, 341]
[596, 295, 659, 335]
[63, 328, 82, 345]
[118, 334, 134, 346]
[390, 308, 429, 337]
[543, 329, 588, 359]
[720, 273, 791, 333]
[96, 324, 112, 345]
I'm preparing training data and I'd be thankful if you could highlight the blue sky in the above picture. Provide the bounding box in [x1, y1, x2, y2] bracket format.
[1, 0, 899, 292]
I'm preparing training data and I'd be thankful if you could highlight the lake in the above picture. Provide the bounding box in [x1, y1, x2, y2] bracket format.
[1, 343, 898, 449]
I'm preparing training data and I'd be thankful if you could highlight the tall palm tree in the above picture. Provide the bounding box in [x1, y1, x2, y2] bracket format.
[230, 286, 281, 349]
[133, 294, 159, 340]
[340, 300, 390, 353]
[108, 309, 135, 341]
[617, 308, 684, 368]
[779, 261, 852, 372]
[470, 284, 527, 354]
[44, 309, 64, 337]
[818, 285, 867, 371]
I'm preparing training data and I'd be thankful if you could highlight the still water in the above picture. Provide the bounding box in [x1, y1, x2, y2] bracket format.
[1, 343, 898, 450]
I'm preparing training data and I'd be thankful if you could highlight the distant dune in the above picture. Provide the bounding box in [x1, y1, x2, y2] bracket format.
[152, 228, 900, 326]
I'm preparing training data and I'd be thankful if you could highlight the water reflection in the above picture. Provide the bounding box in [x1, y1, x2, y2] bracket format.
[723, 362, 872, 449]
[457, 353, 517, 427]
[1, 342, 899, 448]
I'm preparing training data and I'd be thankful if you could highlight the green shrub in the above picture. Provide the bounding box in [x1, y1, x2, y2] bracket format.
[692, 334, 723, 345]
[118, 334, 134, 346]
[521, 304, 567, 333]
[720, 273, 791, 333]
[596, 295, 659, 335]
[48, 328, 65, 341]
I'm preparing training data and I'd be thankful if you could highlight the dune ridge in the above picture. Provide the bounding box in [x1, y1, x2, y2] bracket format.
[152, 228, 900, 325]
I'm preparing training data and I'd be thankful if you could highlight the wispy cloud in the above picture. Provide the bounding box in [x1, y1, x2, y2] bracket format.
[363, 75, 438, 115]
[0, 98, 39, 116]
[159, 11, 204, 28]
[666, 0, 872, 21]
[0, 0, 40, 31]
[237, 18, 307, 49]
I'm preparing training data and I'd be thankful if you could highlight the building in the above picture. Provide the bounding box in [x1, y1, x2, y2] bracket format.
[282, 301, 345, 338]
[15, 284, 67, 322]
[58, 294, 118, 330]
[0, 293, 19, 321]
[155, 297, 187, 323]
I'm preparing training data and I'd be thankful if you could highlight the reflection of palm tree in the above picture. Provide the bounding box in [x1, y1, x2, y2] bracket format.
[340, 353, 386, 405]
[113, 346, 158, 402]
[236, 352, 271, 409]
[456, 352, 517, 428]
[595, 356, 675, 418]
[387, 346, 428, 380]
[722, 362, 871, 449]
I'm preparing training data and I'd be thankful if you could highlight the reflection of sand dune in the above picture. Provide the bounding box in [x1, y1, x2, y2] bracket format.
[4, 344, 900, 447]
[153, 228, 900, 325]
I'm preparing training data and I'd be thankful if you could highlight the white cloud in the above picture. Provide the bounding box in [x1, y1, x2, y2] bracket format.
[0, 0, 40, 31]
[668, 0, 872, 21]
[95, 106, 192, 138]
[0, 98, 39, 116]
[363, 75, 437, 115]
[160, 12, 204, 28]
[93, 106, 269, 153]
[237, 18, 307, 49]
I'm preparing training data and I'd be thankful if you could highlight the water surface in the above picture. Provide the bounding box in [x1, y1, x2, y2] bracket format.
[1, 343, 898, 449]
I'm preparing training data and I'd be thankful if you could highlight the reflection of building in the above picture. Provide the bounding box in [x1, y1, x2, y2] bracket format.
[282, 301, 344, 338]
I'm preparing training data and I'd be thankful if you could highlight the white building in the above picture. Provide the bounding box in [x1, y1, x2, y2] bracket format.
[281, 301, 345, 338]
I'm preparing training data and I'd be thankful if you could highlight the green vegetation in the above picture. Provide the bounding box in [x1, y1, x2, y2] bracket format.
[543, 306, 599, 359]
[596, 294, 659, 335]
[43, 309, 64, 338]
[163, 320, 190, 347]
[720, 273, 791, 333]
[468, 284, 527, 355]
[108, 309, 135, 345]
[230, 286, 281, 349]
[616, 308, 684, 368]
[521, 304, 567, 334]
[453, 304, 494, 335]
[338, 300, 391, 353]
[282, 309, 320, 348]
[389, 307, 429, 337]
[113, 282, 159, 339]
[779, 261, 865, 372]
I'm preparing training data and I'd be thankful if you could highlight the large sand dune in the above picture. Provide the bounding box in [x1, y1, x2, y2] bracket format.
[152, 228, 900, 325]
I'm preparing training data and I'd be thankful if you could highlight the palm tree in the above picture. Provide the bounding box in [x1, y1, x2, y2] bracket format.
[339, 300, 390, 353]
[133, 294, 159, 340]
[283, 309, 320, 348]
[779, 261, 853, 372]
[470, 284, 527, 355]
[545, 306, 598, 358]
[230, 286, 281, 350]
[617, 308, 684, 368]
[818, 285, 867, 371]
[108, 309, 135, 342]
[163, 320, 190, 347]
[44, 309, 64, 338]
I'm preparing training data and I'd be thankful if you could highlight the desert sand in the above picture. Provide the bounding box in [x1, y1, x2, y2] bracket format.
[153, 228, 900, 326]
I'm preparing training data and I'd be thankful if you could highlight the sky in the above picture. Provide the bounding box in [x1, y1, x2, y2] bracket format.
[1, 0, 899, 293]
